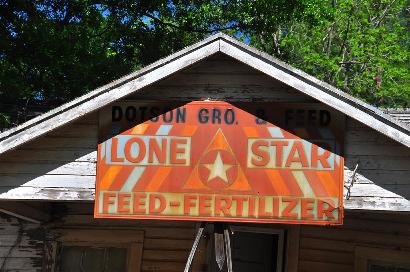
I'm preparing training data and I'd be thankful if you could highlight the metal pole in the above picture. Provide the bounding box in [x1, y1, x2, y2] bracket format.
[214, 222, 225, 271]
[184, 222, 206, 272]
[224, 226, 233, 272]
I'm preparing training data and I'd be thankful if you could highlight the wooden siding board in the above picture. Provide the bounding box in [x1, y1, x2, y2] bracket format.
[47, 203, 204, 272]
[298, 211, 410, 272]
[131, 85, 313, 102]
[0, 162, 96, 176]
[299, 237, 355, 252]
[344, 197, 410, 212]
[0, 175, 95, 188]
[299, 249, 354, 265]
[0, 187, 94, 201]
[128, 55, 313, 102]
[300, 227, 410, 248]
[0, 214, 44, 272]
[4, 202, 410, 272]
[343, 118, 410, 211]
[299, 260, 353, 272]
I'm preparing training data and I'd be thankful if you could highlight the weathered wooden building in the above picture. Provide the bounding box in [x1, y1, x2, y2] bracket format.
[0, 33, 409, 272]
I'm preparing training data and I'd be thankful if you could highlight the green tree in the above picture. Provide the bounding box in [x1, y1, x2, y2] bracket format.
[0, 0, 325, 128]
[1, 0, 408, 129]
[252, 0, 410, 107]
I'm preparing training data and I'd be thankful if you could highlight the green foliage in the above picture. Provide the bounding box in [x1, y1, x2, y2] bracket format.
[252, 0, 410, 107]
[0, 0, 408, 129]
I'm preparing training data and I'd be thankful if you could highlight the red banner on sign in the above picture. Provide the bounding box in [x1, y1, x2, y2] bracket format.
[95, 101, 344, 225]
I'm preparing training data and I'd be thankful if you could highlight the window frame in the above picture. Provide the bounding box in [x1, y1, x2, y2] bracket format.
[44, 229, 144, 272]
[229, 225, 286, 272]
[355, 246, 410, 272]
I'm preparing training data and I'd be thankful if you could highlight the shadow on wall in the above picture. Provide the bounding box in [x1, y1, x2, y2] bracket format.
[343, 118, 410, 209]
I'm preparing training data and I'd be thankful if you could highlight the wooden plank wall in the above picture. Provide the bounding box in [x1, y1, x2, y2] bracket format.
[298, 210, 410, 272]
[2, 204, 409, 272]
[0, 113, 98, 200]
[344, 118, 410, 210]
[0, 53, 409, 211]
[49, 202, 206, 272]
[0, 214, 44, 271]
[128, 54, 314, 102]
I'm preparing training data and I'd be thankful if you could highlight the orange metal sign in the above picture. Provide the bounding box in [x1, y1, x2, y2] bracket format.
[95, 101, 344, 225]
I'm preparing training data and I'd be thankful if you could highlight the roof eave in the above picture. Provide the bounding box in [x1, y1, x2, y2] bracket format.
[0, 32, 409, 155]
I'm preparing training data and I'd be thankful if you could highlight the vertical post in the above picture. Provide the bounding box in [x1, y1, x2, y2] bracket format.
[185, 222, 234, 272]
[214, 223, 225, 270]
[224, 226, 233, 272]
[184, 222, 206, 272]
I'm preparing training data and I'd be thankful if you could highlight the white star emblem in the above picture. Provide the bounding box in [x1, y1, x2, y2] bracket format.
[203, 152, 233, 183]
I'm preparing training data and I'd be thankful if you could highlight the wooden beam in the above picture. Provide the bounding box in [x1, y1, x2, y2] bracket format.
[0, 201, 50, 223]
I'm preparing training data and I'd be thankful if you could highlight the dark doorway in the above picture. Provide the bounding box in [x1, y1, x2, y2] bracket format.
[231, 231, 280, 272]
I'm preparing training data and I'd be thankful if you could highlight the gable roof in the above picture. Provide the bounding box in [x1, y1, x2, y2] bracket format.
[0, 32, 409, 153]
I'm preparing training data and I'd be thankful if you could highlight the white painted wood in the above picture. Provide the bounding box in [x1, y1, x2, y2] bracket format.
[12, 137, 97, 150]
[346, 184, 407, 198]
[0, 174, 95, 188]
[345, 196, 410, 211]
[0, 186, 94, 201]
[0, 161, 96, 175]
[3, 151, 97, 163]
[150, 73, 280, 86]
[132, 85, 310, 102]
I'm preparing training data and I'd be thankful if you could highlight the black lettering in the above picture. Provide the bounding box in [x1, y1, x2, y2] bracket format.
[150, 107, 160, 122]
[112, 106, 123, 122]
[176, 108, 186, 123]
[255, 109, 267, 124]
[125, 106, 137, 122]
[307, 110, 317, 126]
[162, 108, 173, 123]
[212, 108, 221, 124]
[139, 106, 147, 122]
[224, 109, 235, 124]
[320, 110, 331, 126]
[198, 108, 209, 123]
